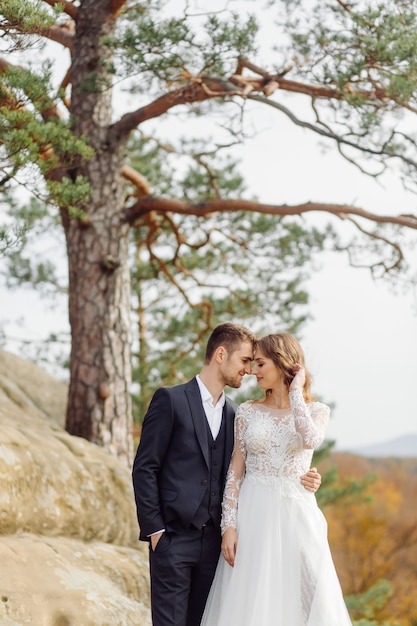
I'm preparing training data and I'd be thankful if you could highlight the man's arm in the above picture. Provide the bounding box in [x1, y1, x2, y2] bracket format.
[132, 388, 175, 539]
[300, 467, 321, 492]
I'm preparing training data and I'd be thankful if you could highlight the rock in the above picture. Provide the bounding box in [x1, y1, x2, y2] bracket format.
[0, 349, 151, 625]
[0, 348, 68, 429]
[0, 534, 150, 626]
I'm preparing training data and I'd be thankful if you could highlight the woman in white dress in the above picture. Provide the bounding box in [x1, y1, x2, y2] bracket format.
[201, 333, 352, 626]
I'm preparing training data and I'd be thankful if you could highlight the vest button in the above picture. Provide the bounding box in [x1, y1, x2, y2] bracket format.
[202, 480, 208, 485]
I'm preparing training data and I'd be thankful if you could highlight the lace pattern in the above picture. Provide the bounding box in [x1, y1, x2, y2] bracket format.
[221, 391, 329, 534]
[289, 387, 328, 449]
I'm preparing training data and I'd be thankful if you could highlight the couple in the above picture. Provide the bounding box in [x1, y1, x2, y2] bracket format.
[132, 323, 352, 626]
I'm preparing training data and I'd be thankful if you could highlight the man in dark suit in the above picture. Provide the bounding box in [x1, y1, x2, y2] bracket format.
[132, 322, 321, 626]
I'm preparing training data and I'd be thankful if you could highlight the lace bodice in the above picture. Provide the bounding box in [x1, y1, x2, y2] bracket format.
[221, 388, 330, 533]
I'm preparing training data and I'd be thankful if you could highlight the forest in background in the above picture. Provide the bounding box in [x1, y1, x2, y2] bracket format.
[322, 452, 417, 625]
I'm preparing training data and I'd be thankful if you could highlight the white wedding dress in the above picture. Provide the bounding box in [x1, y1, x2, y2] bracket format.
[201, 388, 352, 626]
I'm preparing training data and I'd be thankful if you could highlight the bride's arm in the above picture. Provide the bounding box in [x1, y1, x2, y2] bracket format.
[289, 366, 330, 449]
[220, 411, 247, 566]
[290, 386, 329, 448]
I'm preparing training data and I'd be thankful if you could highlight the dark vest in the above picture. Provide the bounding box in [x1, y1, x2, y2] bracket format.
[191, 414, 227, 530]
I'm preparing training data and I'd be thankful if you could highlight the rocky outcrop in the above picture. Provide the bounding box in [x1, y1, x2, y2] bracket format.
[0, 349, 151, 625]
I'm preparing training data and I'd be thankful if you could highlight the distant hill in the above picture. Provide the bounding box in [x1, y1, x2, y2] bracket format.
[341, 434, 417, 458]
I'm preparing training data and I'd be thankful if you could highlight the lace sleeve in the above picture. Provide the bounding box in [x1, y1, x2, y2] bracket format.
[220, 405, 248, 534]
[289, 387, 330, 449]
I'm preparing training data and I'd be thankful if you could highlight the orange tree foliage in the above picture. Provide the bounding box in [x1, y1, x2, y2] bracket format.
[322, 453, 417, 625]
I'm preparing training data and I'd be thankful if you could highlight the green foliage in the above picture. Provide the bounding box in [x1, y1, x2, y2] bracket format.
[347, 579, 402, 625]
[285, 0, 417, 148]
[127, 132, 248, 200]
[287, 0, 417, 96]
[199, 12, 258, 75]
[5, 247, 62, 291]
[1, 105, 89, 171]
[125, 136, 334, 420]
[110, 2, 258, 90]
[47, 176, 92, 217]
[313, 441, 375, 509]
[0, 0, 62, 51]
[131, 208, 332, 418]
[115, 12, 195, 80]
[126, 134, 336, 418]
[0, 224, 27, 255]
[1, 63, 94, 211]
[1, 195, 65, 293]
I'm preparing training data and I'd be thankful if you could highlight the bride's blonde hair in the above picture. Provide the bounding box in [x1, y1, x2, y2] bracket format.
[257, 333, 314, 403]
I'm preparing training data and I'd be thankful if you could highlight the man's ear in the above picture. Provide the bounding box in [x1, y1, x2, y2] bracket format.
[215, 346, 226, 363]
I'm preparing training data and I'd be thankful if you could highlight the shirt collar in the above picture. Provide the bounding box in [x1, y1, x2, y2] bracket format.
[196, 375, 226, 408]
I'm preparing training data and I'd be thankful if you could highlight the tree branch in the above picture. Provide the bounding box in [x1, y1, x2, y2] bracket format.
[338, 215, 404, 274]
[41, 0, 78, 20]
[109, 81, 229, 142]
[237, 56, 387, 102]
[247, 94, 417, 171]
[109, 51, 412, 147]
[109, 68, 341, 143]
[39, 22, 74, 50]
[124, 195, 417, 231]
[121, 164, 151, 196]
[110, 0, 128, 17]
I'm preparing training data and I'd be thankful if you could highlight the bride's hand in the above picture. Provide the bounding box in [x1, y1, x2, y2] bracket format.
[221, 527, 238, 567]
[290, 363, 305, 390]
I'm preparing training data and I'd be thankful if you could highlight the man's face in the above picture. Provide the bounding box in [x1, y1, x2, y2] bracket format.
[220, 340, 253, 389]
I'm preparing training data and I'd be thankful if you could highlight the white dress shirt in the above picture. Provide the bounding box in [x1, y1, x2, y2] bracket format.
[196, 375, 226, 440]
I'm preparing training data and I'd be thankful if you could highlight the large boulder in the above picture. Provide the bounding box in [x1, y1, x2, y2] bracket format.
[0, 349, 151, 625]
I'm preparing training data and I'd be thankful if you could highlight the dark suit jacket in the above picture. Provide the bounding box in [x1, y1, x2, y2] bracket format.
[132, 377, 237, 541]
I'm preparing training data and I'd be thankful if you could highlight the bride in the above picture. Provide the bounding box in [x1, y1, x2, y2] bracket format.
[201, 333, 352, 626]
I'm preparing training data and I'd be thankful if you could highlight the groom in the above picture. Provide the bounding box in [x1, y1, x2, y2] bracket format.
[132, 322, 321, 626]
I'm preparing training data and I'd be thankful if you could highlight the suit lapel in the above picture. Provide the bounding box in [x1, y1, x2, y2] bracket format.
[223, 397, 236, 468]
[185, 378, 210, 467]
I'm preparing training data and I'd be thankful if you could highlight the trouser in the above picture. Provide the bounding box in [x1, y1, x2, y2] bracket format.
[149, 521, 221, 626]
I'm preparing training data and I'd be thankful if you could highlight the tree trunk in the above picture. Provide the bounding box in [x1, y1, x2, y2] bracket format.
[64, 0, 133, 465]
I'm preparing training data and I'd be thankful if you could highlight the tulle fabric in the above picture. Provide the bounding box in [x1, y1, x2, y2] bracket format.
[201, 476, 352, 626]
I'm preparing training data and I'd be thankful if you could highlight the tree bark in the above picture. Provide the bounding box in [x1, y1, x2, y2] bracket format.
[64, 0, 133, 465]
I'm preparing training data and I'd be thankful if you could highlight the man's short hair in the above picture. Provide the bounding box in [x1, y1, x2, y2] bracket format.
[204, 322, 256, 363]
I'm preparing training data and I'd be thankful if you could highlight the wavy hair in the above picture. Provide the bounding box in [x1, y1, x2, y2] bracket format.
[257, 333, 314, 403]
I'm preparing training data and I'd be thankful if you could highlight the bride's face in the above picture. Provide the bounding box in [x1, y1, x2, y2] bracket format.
[252, 349, 281, 391]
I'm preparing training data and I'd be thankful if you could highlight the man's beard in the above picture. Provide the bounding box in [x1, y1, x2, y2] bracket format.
[223, 374, 243, 389]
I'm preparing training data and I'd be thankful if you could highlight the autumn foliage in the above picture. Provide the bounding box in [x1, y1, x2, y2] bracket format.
[322, 453, 417, 625]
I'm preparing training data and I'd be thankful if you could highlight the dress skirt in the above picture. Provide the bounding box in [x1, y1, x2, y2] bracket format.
[201, 476, 352, 626]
